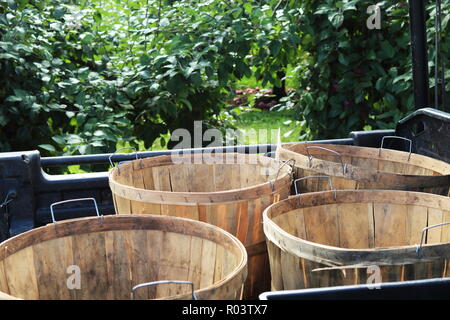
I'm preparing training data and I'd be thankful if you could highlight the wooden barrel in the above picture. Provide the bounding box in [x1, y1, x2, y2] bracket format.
[0, 214, 247, 300]
[108, 152, 292, 299]
[276, 140, 450, 195]
[263, 189, 450, 291]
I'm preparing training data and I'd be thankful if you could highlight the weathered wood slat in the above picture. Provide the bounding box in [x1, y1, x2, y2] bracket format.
[0, 260, 8, 295]
[427, 208, 444, 244]
[441, 211, 450, 244]
[337, 203, 372, 249]
[153, 166, 172, 192]
[266, 240, 282, 291]
[104, 230, 132, 300]
[168, 164, 191, 192]
[187, 236, 203, 296]
[303, 204, 339, 247]
[157, 232, 191, 298]
[405, 205, 428, 245]
[445, 260, 450, 277]
[374, 203, 407, 248]
[214, 245, 225, 283]
[113, 194, 132, 214]
[199, 239, 217, 290]
[32, 236, 74, 300]
[128, 230, 153, 300]
[4, 247, 39, 300]
[73, 232, 108, 300]
[280, 249, 304, 290]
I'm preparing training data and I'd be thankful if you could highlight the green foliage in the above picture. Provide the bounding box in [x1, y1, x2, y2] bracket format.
[0, 0, 134, 155]
[120, 0, 303, 148]
[2, 0, 448, 155]
[229, 107, 306, 144]
[0, 0, 305, 153]
[287, 0, 450, 140]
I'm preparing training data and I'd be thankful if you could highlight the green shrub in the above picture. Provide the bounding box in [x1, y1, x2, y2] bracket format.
[3, 0, 446, 154]
[0, 0, 304, 153]
[289, 0, 450, 140]
[0, 1, 134, 154]
[122, 0, 303, 148]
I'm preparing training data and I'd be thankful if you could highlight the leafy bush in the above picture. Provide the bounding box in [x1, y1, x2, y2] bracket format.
[0, 0, 304, 154]
[2, 0, 447, 155]
[118, 0, 303, 148]
[0, 1, 135, 155]
[289, 0, 450, 140]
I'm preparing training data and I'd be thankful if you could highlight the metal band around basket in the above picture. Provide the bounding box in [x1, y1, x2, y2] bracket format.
[379, 136, 412, 161]
[306, 146, 347, 175]
[50, 198, 101, 223]
[293, 176, 337, 200]
[131, 280, 197, 300]
[416, 221, 450, 258]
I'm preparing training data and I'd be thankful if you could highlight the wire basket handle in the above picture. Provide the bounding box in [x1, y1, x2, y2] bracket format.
[50, 198, 100, 223]
[131, 280, 197, 300]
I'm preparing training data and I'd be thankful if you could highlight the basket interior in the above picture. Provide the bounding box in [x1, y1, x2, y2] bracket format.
[271, 201, 450, 250]
[113, 155, 287, 193]
[285, 144, 450, 176]
[0, 229, 243, 300]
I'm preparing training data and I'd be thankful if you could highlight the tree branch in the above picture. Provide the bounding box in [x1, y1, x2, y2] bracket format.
[272, 0, 284, 18]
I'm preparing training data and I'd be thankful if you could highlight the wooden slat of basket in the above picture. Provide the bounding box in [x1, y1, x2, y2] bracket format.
[337, 203, 373, 249]
[405, 205, 428, 245]
[4, 247, 39, 300]
[32, 237, 75, 300]
[0, 261, 9, 297]
[127, 230, 153, 300]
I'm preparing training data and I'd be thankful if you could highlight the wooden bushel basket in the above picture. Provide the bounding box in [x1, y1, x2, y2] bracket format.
[108, 152, 292, 299]
[263, 186, 450, 291]
[0, 199, 247, 300]
[276, 136, 450, 195]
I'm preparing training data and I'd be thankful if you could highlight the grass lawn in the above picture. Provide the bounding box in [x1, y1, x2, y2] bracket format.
[229, 107, 304, 145]
[229, 65, 304, 145]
